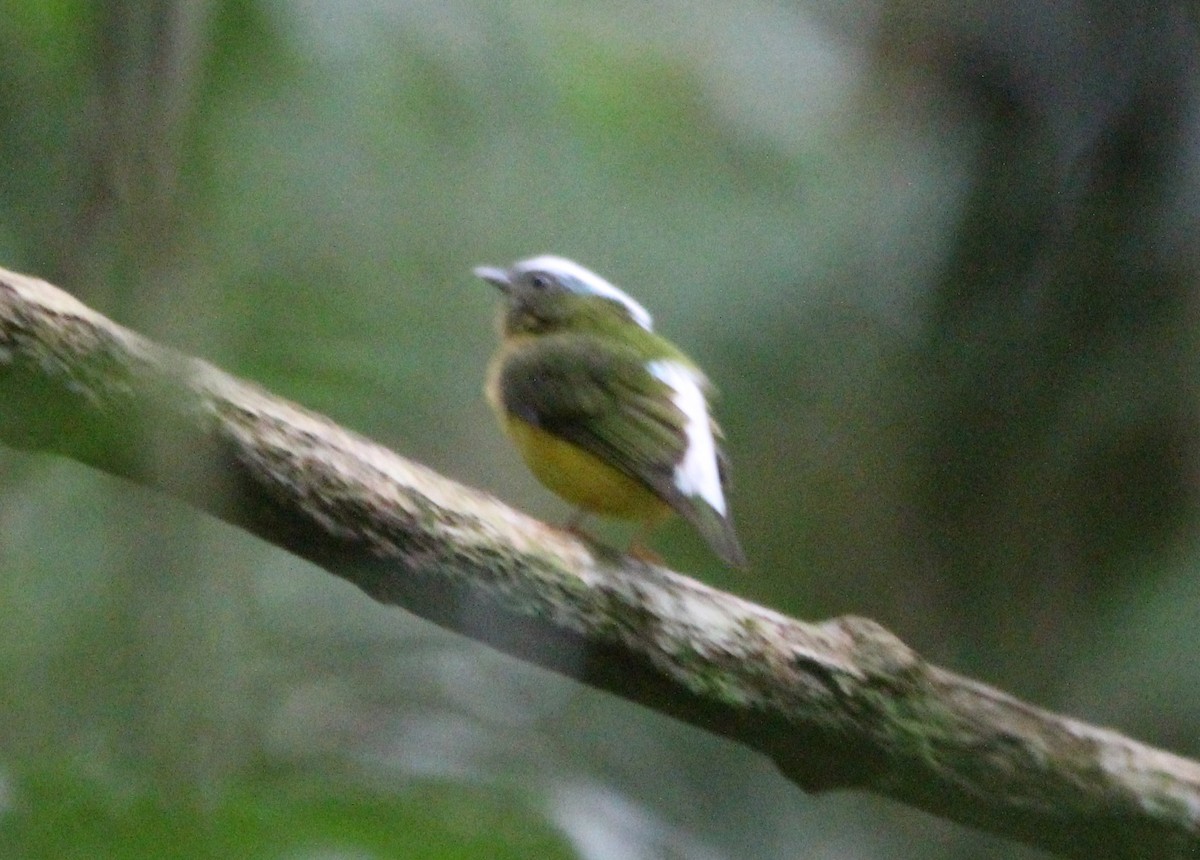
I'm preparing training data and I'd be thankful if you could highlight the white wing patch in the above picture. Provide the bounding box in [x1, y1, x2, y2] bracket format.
[518, 255, 654, 331]
[647, 359, 727, 515]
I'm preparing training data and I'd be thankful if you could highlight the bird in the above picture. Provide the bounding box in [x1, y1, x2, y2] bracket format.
[474, 254, 747, 569]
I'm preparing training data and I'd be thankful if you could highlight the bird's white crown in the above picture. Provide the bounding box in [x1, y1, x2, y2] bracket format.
[514, 255, 654, 331]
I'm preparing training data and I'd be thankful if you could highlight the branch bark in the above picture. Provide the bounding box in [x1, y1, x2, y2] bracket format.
[0, 265, 1197, 859]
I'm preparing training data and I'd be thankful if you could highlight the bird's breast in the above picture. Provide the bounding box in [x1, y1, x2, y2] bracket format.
[500, 413, 669, 522]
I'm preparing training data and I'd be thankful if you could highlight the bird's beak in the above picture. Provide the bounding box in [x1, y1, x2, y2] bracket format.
[473, 265, 511, 293]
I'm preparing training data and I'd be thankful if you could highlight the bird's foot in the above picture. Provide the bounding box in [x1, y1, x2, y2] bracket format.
[626, 540, 664, 566]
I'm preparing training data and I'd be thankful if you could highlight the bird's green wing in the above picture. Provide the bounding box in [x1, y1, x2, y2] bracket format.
[497, 334, 746, 568]
[497, 334, 689, 501]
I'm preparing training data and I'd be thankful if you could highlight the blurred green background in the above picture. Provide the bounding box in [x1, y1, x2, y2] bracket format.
[2, 1, 1199, 857]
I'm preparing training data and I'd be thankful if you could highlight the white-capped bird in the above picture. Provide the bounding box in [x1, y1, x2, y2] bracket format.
[475, 255, 747, 568]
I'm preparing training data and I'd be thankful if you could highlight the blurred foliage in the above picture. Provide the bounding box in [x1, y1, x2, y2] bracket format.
[2, 0, 1200, 857]
[0, 767, 569, 859]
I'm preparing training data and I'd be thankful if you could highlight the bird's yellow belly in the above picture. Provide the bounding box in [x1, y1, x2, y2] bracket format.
[501, 415, 670, 522]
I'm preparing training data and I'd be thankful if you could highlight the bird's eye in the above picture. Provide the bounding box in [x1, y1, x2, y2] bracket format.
[529, 273, 551, 290]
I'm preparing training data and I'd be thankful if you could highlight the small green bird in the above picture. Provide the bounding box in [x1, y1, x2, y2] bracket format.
[475, 255, 747, 569]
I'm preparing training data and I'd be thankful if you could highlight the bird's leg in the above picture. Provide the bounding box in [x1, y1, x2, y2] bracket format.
[561, 508, 594, 540]
[626, 522, 664, 566]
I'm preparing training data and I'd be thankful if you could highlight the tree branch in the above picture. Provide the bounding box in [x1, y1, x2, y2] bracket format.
[0, 265, 1197, 859]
